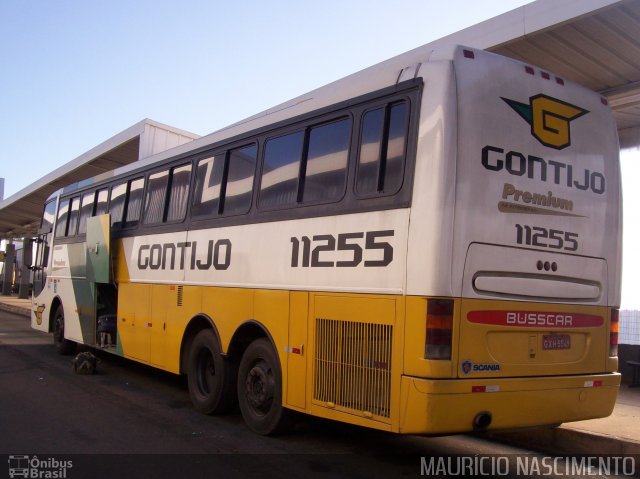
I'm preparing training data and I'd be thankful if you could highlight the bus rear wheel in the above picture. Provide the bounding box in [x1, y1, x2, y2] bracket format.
[237, 338, 291, 435]
[52, 305, 75, 355]
[187, 329, 236, 414]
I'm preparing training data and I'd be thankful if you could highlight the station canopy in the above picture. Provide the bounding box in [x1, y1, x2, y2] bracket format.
[0, 0, 638, 240]
[0, 120, 199, 240]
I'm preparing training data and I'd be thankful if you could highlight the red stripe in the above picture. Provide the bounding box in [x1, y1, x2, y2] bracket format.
[468, 311, 603, 328]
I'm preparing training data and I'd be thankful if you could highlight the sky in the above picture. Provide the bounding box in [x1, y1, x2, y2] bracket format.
[0, 0, 638, 309]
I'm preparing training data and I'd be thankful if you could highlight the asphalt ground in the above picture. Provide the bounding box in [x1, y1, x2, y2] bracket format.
[1, 309, 638, 479]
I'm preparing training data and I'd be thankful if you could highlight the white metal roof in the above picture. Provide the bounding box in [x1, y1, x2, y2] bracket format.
[1, 0, 638, 239]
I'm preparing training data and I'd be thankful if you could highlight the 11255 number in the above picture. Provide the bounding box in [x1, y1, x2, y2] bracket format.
[290, 230, 394, 268]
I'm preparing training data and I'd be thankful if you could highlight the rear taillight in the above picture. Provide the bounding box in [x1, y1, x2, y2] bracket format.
[609, 308, 619, 357]
[425, 299, 454, 360]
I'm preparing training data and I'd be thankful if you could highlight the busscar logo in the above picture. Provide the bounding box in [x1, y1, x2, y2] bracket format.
[501, 94, 588, 150]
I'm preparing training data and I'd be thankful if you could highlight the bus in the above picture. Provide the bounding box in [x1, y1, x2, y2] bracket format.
[30, 45, 622, 436]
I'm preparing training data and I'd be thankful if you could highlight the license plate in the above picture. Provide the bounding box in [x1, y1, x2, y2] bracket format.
[543, 334, 571, 350]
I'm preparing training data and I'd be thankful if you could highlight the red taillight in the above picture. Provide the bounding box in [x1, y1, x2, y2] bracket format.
[426, 299, 454, 360]
[609, 308, 619, 356]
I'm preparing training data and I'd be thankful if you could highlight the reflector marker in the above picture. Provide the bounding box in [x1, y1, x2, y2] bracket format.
[472, 385, 500, 393]
[583, 380, 603, 388]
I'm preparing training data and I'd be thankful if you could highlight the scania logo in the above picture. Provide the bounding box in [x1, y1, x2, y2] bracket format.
[501, 94, 588, 150]
[460, 359, 501, 375]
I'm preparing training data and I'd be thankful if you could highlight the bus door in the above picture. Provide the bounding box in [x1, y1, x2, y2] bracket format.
[86, 214, 117, 349]
[32, 233, 50, 297]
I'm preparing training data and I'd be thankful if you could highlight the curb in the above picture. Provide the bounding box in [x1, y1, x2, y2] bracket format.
[0, 301, 31, 318]
[488, 426, 640, 455]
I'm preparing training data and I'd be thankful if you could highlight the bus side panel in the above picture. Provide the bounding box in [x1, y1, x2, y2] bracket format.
[406, 60, 457, 297]
[48, 242, 95, 344]
[117, 282, 151, 362]
[306, 293, 398, 427]
[287, 291, 308, 410]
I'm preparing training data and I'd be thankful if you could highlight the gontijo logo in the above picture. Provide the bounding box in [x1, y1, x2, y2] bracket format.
[502, 94, 588, 150]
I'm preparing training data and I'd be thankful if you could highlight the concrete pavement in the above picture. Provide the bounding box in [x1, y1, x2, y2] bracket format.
[1, 293, 638, 455]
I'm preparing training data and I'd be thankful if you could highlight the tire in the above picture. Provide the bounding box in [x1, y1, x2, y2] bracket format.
[187, 329, 237, 414]
[52, 305, 75, 355]
[237, 338, 291, 435]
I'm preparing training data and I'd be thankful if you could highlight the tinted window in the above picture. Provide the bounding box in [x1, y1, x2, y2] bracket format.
[356, 101, 409, 196]
[110, 182, 127, 228]
[95, 189, 108, 216]
[356, 108, 384, 195]
[224, 145, 256, 215]
[77, 192, 95, 235]
[259, 131, 304, 209]
[66, 197, 80, 236]
[125, 178, 145, 227]
[385, 102, 409, 194]
[144, 170, 169, 224]
[302, 118, 350, 204]
[41, 200, 56, 234]
[192, 155, 224, 217]
[166, 164, 192, 222]
[54, 199, 69, 238]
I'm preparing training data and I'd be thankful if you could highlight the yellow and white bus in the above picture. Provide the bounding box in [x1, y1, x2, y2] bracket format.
[31, 46, 622, 435]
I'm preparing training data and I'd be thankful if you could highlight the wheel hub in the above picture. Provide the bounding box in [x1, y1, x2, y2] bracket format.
[246, 362, 272, 410]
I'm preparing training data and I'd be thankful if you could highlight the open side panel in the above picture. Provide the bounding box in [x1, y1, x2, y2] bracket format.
[87, 214, 119, 351]
[86, 214, 111, 284]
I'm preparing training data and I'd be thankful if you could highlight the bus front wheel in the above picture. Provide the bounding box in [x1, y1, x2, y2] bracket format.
[237, 338, 291, 435]
[53, 305, 75, 355]
[187, 329, 236, 414]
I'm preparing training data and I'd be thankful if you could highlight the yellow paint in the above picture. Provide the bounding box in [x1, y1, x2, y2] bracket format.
[458, 298, 610, 377]
[112, 282, 618, 435]
[399, 373, 620, 434]
[149, 285, 168, 368]
[117, 282, 151, 362]
[287, 291, 308, 409]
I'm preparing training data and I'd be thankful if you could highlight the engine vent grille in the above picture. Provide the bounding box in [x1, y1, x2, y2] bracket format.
[177, 285, 184, 307]
[314, 318, 392, 419]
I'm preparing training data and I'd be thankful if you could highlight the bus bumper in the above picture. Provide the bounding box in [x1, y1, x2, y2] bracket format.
[398, 373, 620, 435]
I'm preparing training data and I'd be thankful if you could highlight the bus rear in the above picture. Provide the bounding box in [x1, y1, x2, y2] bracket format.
[402, 47, 621, 434]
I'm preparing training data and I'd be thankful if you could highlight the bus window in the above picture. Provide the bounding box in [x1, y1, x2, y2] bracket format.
[94, 188, 108, 216]
[356, 101, 409, 196]
[302, 118, 350, 204]
[385, 102, 409, 193]
[54, 199, 70, 238]
[66, 197, 80, 236]
[77, 191, 95, 235]
[224, 145, 257, 216]
[192, 155, 224, 217]
[40, 200, 56, 234]
[144, 170, 170, 224]
[124, 178, 145, 228]
[260, 131, 304, 209]
[166, 163, 192, 222]
[110, 182, 127, 228]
